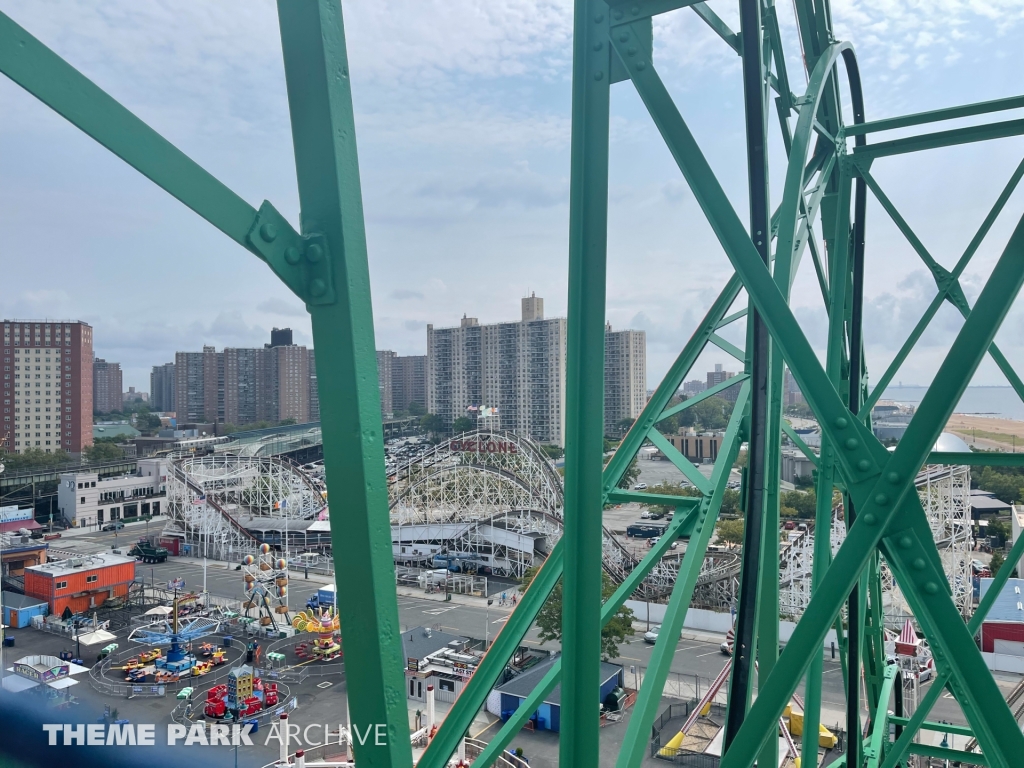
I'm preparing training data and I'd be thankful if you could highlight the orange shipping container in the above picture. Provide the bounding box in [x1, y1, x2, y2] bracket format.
[25, 554, 136, 616]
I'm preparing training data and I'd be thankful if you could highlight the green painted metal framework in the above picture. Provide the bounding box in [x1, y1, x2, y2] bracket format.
[3, 1, 1024, 766]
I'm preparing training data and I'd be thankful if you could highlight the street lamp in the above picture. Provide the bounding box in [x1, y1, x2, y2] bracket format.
[485, 598, 493, 650]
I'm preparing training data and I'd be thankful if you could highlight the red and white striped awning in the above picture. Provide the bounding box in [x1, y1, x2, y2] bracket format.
[896, 619, 921, 656]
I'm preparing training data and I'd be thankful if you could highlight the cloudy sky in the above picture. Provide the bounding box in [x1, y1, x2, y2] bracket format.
[1, 0, 1023, 395]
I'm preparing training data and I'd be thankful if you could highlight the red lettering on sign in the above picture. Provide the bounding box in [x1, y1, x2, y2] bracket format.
[498, 443, 507, 454]
[465, 440, 476, 452]
[450, 441, 463, 451]
[486, 441, 497, 453]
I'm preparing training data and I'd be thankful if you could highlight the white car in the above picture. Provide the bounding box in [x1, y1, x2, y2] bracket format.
[634, 482, 648, 490]
[640, 510, 651, 519]
[644, 625, 684, 644]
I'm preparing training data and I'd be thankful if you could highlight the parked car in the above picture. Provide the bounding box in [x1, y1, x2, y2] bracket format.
[102, 522, 125, 531]
[648, 536, 660, 548]
[634, 482, 648, 490]
[720, 640, 732, 655]
[644, 625, 683, 644]
[640, 510, 651, 519]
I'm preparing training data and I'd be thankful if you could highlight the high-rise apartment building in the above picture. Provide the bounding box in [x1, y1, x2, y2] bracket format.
[707, 363, 740, 403]
[150, 362, 176, 412]
[92, 358, 123, 414]
[309, 351, 319, 422]
[2, 320, 93, 455]
[376, 350, 395, 419]
[174, 333, 310, 426]
[604, 325, 647, 436]
[427, 297, 646, 446]
[392, 355, 427, 414]
[269, 327, 293, 348]
[682, 379, 706, 396]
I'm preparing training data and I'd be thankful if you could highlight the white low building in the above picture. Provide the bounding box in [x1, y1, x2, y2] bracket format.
[57, 458, 167, 529]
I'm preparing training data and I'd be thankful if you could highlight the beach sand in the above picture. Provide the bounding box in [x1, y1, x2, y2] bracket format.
[945, 413, 1024, 452]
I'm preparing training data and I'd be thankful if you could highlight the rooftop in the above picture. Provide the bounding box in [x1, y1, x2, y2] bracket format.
[979, 578, 1024, 623]
[401, 626, 471, 666]
[93, 424, 141, 439]
[496, 655, 622, 705]
[1, 591, 48, 610]
[26, 552, 135, 577]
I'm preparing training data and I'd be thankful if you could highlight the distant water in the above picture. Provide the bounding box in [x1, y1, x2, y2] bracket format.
[879, 386, 1024, 421]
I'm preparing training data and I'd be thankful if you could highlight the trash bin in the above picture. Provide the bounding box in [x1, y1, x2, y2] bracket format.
[245, 719, 259, 734]
[3, 636, 14, 647]
[222, 636, 233, 648]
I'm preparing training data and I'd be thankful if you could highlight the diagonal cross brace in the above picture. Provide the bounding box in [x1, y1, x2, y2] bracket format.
[611, 24, 1024, 766]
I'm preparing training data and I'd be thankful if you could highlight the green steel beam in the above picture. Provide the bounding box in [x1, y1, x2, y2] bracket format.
[608, 0, 702, 23]
[853, 118, 1024, 162]
[845, 94, 1024, 136]
[605, 489, 703, 508]
[887, 717, 975, 738]
[618, 384, 750, 766]
[878, 530, 1024, 768]
[645, 429, 714, 495]
[717, 307, 749, 329]
[864, 664, 898, 768]
[781, 421, 818, 467]
[560, 3, 612, 765]
[907, 743, 989, 766]
[0, 12, 256, 250]
[657, 373, 750, 422]
[709, 332, 745, 362]
[470, 494, 710, 768]
[725, 212, 1024, 766]
[863, 155, 1024, 413]
[691, 2, 741, 54]
[276, 3, 410, 765]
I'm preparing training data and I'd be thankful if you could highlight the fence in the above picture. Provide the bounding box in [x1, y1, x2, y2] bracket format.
[624, 668, 729, 707]
[88, 659, 168, 698]
[648, 700, 725, 766]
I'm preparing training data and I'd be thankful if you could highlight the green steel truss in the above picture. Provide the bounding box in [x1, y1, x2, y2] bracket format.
[4, 1, 1024, 766]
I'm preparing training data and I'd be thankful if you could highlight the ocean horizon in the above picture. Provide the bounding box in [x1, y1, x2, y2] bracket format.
[878, 385, 1024, 421]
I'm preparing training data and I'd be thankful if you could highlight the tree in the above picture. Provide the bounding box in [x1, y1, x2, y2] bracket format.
[616, 457, 641, 489]
[780, 489, 817, 519]
[407, 401, 426, 417]
[539, 444, 563, 461]
[520, 567, 634, 660]
[419, 413, 444, 437]
[452, 416, 476, 434]
[991, 550, 1005, 578]
[716, 518, 745, 547]
[643, 482, 701, 513]
[613, 417, 635, 437]
[84, 442, 124, 462]
[0, 447, 73, 472]
[688, 396, 733, 431]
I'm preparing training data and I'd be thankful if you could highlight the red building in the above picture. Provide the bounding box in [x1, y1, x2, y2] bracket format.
[979, 577, 1024, 654]
[2, 320, 94, 455]
[24, 553, 135, 616]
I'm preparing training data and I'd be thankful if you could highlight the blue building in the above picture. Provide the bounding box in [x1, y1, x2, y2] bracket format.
[491, 655, 623, 732]
[1, 591, 48, 629]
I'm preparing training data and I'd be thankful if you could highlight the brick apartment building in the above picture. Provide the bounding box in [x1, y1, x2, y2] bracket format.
[2, 320, 93, 455]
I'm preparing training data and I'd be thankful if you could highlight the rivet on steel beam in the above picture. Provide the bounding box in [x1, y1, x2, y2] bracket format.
[613, 9, 623, 20]
[310, 278, 326, 297]
[874, 494, 888, 506]
[619, 33, 629, 43]
[899, 536, 913, 549]
[637, 61, 647, 70]
[631, 5, 640, 14]
[306, 244, 323, 263]
[912, 558, 926, 571]
[924, 582, 939, 595]
[844, 438, 858, 450]
[627, 46, 637, 56]
[284, 247, 301, 265]
[834, 417, 848, 428]
[595, 14, 605, 23]
[260, 222, 278, 242]
[594, 71, 604, 81]
[857, 459, 870, 471]
[862, 513, 877, 525]
[887, 472, 900, 483]
[593, 41, 603, 51]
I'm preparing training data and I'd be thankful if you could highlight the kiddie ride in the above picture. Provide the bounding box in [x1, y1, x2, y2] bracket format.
[203, 674, 279, 721]
[291, 606, 342, 662]
[126, 596, 222, 679]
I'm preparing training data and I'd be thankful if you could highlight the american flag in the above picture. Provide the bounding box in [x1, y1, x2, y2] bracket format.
[192, 495, 206, 505]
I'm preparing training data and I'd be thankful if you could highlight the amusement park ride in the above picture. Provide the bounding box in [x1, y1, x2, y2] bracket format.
[5, 0, 1024, 766]
[126, 596, 222, 680]
[242, 543, 291, 631]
